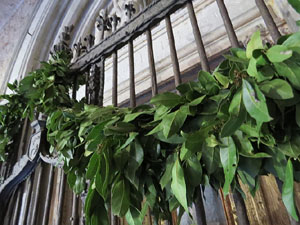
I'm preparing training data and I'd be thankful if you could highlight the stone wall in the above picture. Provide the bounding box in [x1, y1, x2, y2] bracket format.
[0, 0, 40, 93]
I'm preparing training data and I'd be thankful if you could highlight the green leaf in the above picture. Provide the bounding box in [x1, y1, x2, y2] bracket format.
[182, 130, 206, 153]
[283, 31, 300, 48]
[74, 174, 85, 194]
[189, 95, 206, 106]
[95, 151, 110, 198]
[266, 45, 292, 62]
[282, 159, 299, 221]
[160, 154, 176, 189]
[246, 31, 263, 58]
[202, 145, 220, 175]
[229, 89, 243, 116]
[296, 104, 300, 127]
[247, 57, 258, 77]
[125, 207, 143, 225]
[117, 132, 138, 151]
[162, 107, 187, 138]
[274, 61, 300, 90]
[126, 140, 144, 188]
[259, 79, 294, 100]
[107, 122, 136, 133]
[86, 153, 100, 180]
[220, 137, 237, 196]
[221, 106, 246, 137]
[150, 92, 183, 108]
[233, 131, 270, 158]
[124, 111, 152, 122]
[111, 178, 130, 217]
[242, 79, 272, 123]
[67, 171, 76, 189]
[198, 71, 219, 95]
[278, 134, 300, 158]
[85, 188, 109, 225]
[288, 0, 300, 13]
[171, 158, 188, 211]
[185, 155, 202, 187]
[214, 72, 229, 88]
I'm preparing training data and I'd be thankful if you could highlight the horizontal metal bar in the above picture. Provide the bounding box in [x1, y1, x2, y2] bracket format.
[71, 0, 190, 71]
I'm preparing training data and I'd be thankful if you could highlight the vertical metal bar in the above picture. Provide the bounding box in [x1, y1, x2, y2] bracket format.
[128, 4, 136, 107]
[216, 0, 240, 48]
[165, 15, 182, 86]
[146, 29, 158, 96]
[56, 170, 66, 225]
[186, 1, 210, 73]
[90, 64, 100, 105]
[85, 72, 90, 104]
[232, 192, 250, 225]
[11, 187, 22, 225]
[72, 75, 78, 100]
[128, 40, 136, 108]
[194, 187, 207, 225]
[18, 118, 29, 158]
[112, 14, 119, 107]
[255, 0, 281, 42]
[4, 189, 18, 225]
[20, 175, 34, 225]
[99, 57, 105, 107]
[41, 165, 54, 225]
[71, 194, 79, 225]
[30, 163, 43, 225]
[112, 52, 118, 107]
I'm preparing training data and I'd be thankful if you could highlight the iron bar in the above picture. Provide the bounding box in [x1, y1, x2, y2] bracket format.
[4, 189, 18, 225]
[71, 0, 192, 71]
[41, 165, 54, 225]
[112, 52, 118, 107]
[18, 118, 29, 158]
[129, 40, 136, 108]
[99, 57, 105, 107]
[127, 6, 136, 108]
[255, 0, 281, 42]
[72, 75, 77, 100]
[165, 15, 182, 86]
[20, 175, 33, 225]
[186, 1, 210, 72]
[233, 192, 250, 225]
[112, 14, 119, 107]
[11, 187, 22, 225]
[89, 64, 100, 105]
[216, 0, 240, 48]
[30, 163, 43, 225]
[194, 187, 207, 225]
[56, 170, 66, 225]
[85, 72, 90, 104]
[146, 29, 158, 96]
[71, 193, 79, 225]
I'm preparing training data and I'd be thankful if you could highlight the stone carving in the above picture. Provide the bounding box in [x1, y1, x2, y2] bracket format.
[28, 120, 46, 161]
[95, 9, 112, 45]
[72, 38, 87, 62]
[112, 0, 144, 26]
[52, 25, 74, 55]
[109, 13, 121, 32]
[84, 34, 95, 51]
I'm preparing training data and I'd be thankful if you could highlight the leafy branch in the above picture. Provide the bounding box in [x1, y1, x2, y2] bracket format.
[1, 26, 300, 225]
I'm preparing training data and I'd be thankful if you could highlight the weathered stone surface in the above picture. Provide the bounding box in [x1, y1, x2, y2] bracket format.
[0, 0, 40, 93]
